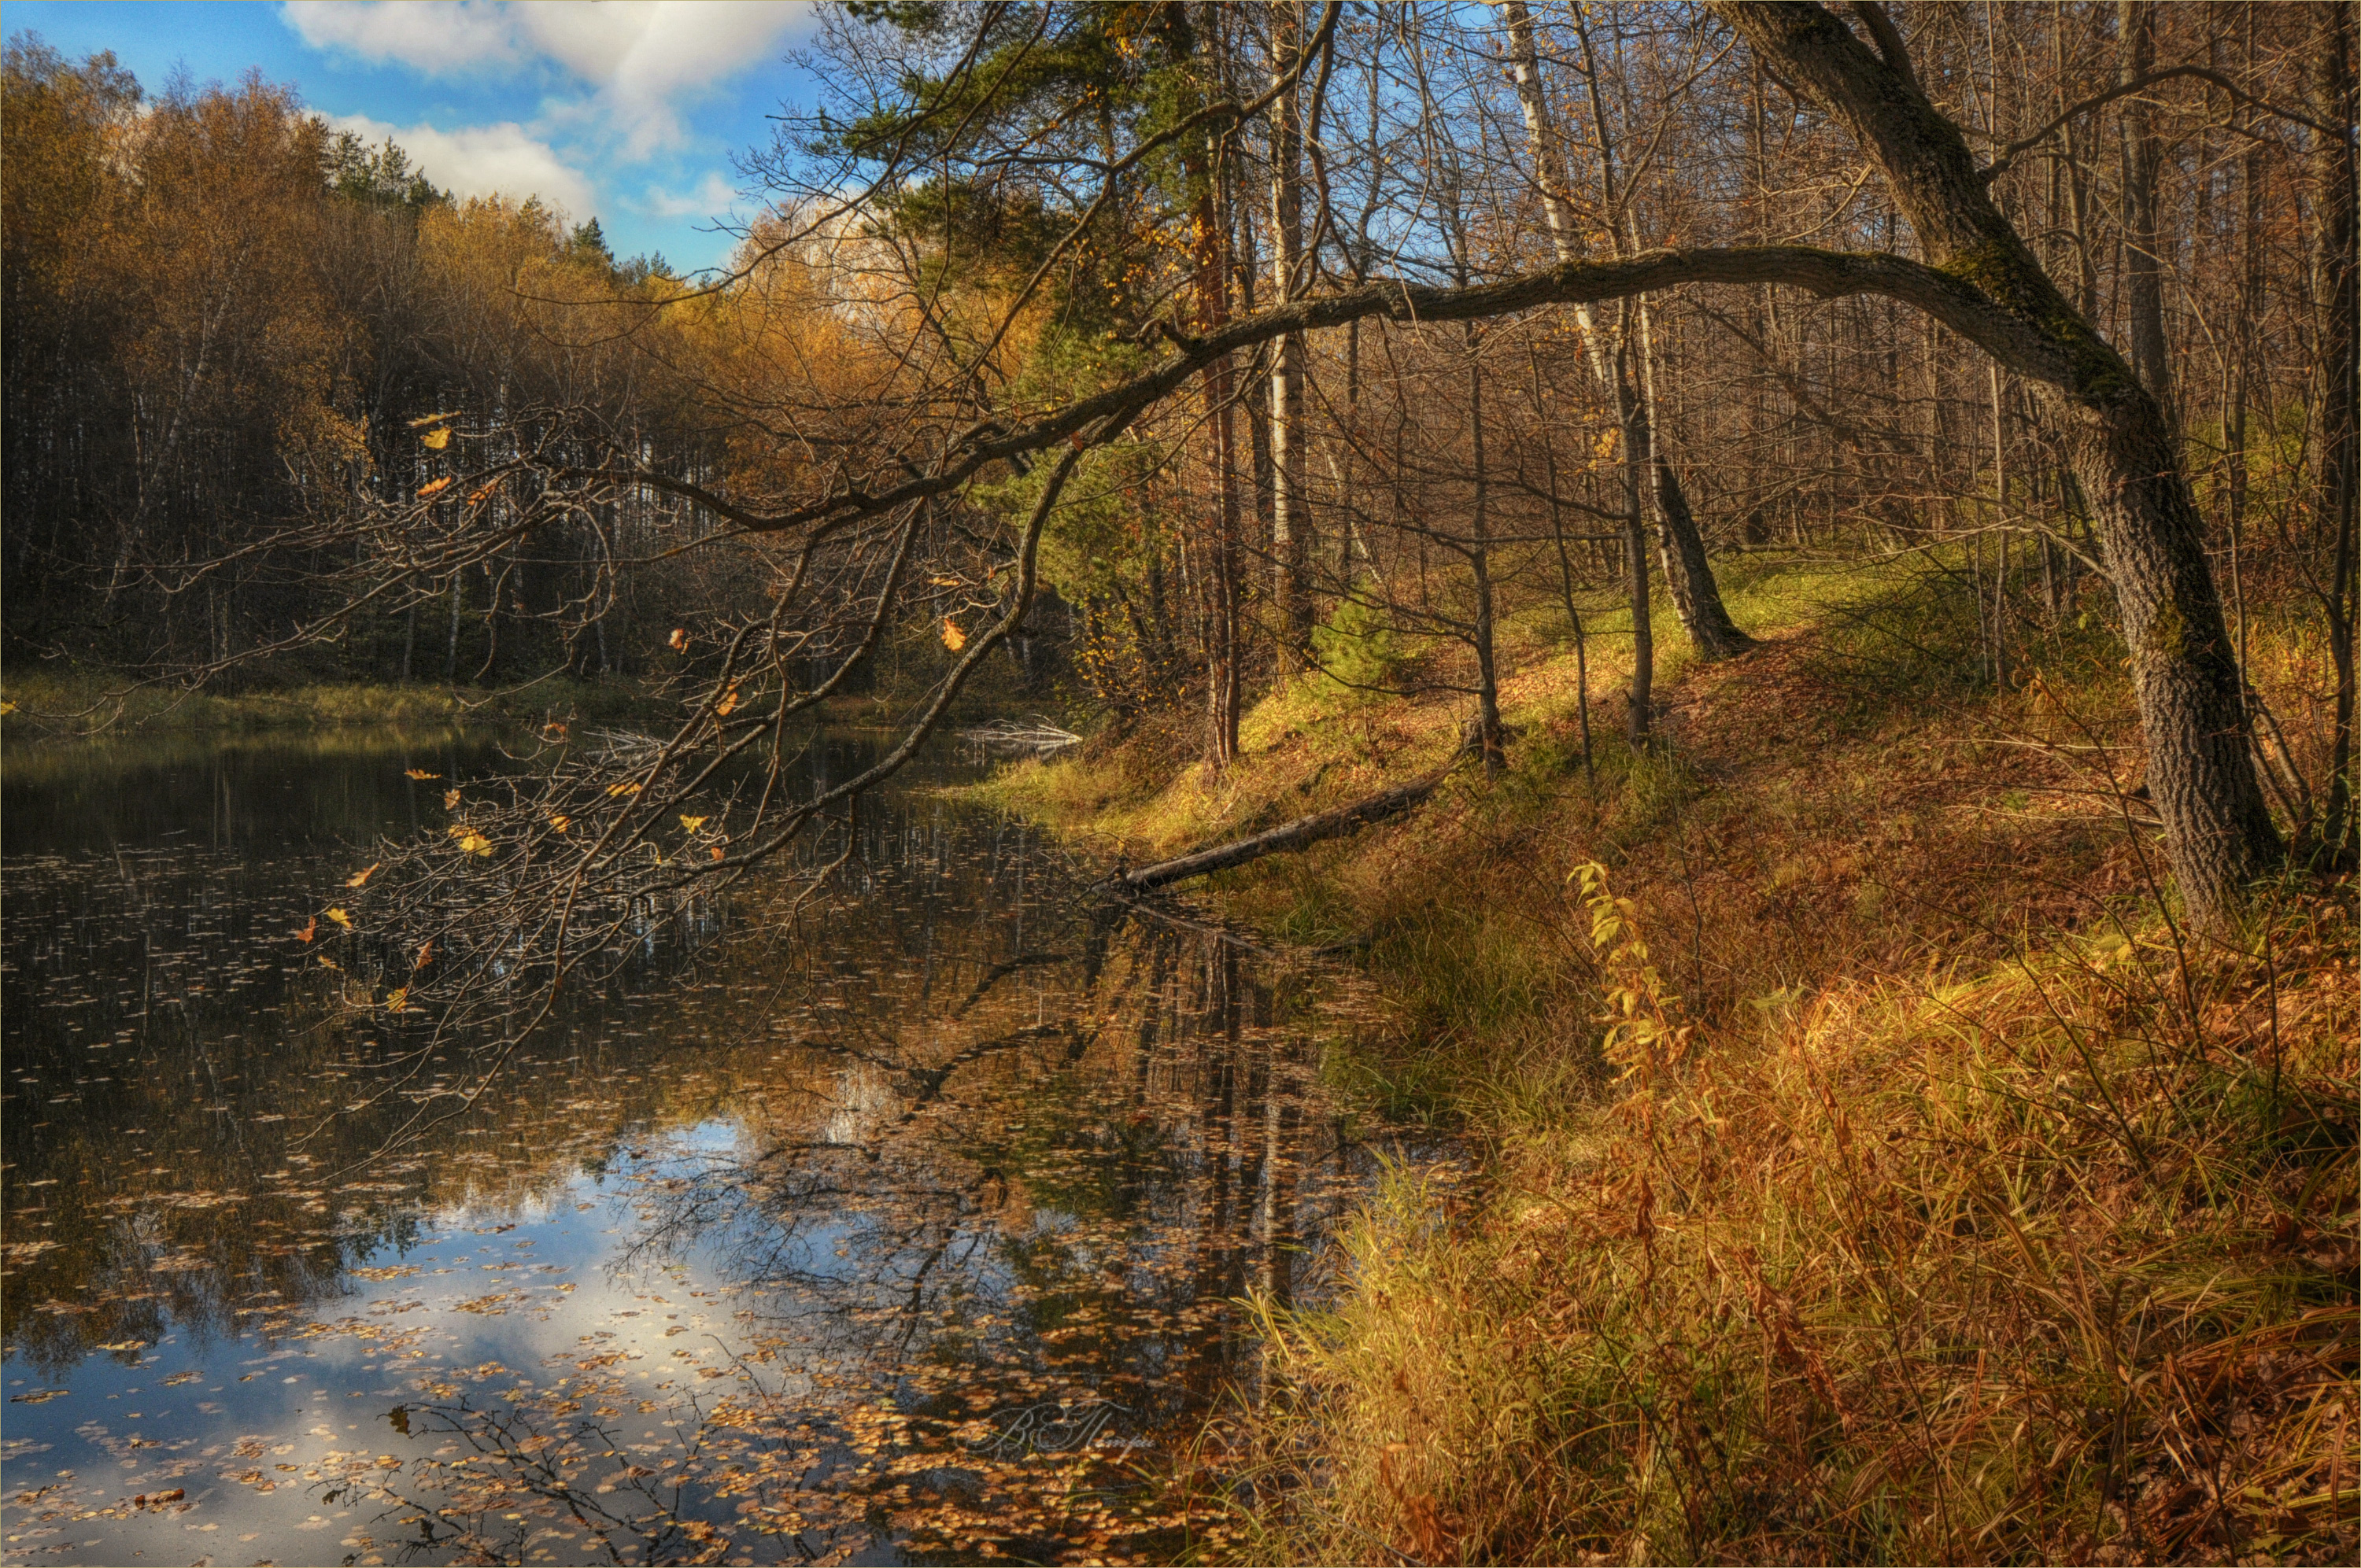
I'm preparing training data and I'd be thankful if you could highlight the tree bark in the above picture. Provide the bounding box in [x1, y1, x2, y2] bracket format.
[2118, 0, 2174, 418]
[1718, 0, 2279, 928]
[2315, 0, 2359, 861]
[1269, 0, 1313, 669]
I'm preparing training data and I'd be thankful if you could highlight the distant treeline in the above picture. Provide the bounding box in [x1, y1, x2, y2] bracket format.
[0, 36, 776, 684]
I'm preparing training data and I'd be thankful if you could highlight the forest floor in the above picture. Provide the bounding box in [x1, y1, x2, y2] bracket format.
[980, 551, 2359, 1566]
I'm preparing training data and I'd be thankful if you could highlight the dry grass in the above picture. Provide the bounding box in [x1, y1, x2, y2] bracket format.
[988, 554, 2359, 1564]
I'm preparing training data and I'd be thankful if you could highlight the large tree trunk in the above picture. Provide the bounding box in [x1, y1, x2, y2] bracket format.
[1720, 1, 2279, 928]
[1501, 0, 1754, 663]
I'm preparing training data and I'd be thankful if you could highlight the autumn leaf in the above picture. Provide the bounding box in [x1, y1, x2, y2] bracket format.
[715, 684, 741, 717]
[668, 627, 689, 651]
[548, 813, 571, 833]
[318, 955, 341, 971]
[383, 987, 408, 1012]
[679, 815, 708, 832]
[929, 575, 963, 587]
[419, 426, 452, 450]
[446, 827, 493, 856]
[607, 780, 641, 797]
[709, 845, 725, 862]
[324, 907, 353, 929]
[294, 916, 318, 943]
[418, 476, 453, 499]
[406, 409, 463, 428]
[0, 701, 17, 716]
[942, 617, 967, 651]
[467, 479, 501, 504]
[413, 940, 434, 970]
[405, 768, 440, 780]
[541, 720, 567, 738]
[443, 788, 462, 810]
[345, 862, 379, 888]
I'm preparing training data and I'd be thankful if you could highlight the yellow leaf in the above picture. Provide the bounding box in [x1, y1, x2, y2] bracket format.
[548, 814, 571, 833]
[405, 768, 441, 780]
[678, 815, 708, 832]
[384, 987, 408, 1012]
[941, 617, 967, 651]
[443, 788, 462, 810]
[418, 476, 453, 499]
[324, 908, 353, 928]
[715, 684, 741, 717]
[406, 409, 463, 429]
[606, 781, 641, 798]
[455, 832, 493, 857]
[420, 426, 452, 450]
[467, 479, 501, 505]
[345, 863, 379, 889]
[0, 701, 17, 716]
[668, 627, 689, 651]
[318, 955, 341, 971]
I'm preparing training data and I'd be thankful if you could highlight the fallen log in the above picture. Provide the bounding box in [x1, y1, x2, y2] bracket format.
[1116, 765, 1454, 892]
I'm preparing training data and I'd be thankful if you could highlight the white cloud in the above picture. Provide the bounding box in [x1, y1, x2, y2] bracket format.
[637, 170, 737, 221]
[283, 1, 527, 75]
[328, 113, 596, 218]
[285, 1, 812, 153]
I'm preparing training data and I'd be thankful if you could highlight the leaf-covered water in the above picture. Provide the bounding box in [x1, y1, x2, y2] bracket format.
[1, 729, 1446, 1566]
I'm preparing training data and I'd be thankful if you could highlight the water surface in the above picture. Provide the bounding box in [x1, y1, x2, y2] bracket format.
[2, 728, 1437, 1566]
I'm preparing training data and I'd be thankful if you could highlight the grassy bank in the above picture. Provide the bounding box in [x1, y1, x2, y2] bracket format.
[985, 554, 2359, 1565]
[0, 667, 675, 739]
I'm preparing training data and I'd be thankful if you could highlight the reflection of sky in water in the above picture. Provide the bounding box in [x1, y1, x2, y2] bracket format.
[3, 732, 1452, 1565]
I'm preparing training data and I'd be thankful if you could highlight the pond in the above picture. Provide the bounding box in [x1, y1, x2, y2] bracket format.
[0, 727, 1447, 1566]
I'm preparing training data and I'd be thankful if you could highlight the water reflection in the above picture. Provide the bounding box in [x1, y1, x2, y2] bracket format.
[2, 730, 1443, 1565]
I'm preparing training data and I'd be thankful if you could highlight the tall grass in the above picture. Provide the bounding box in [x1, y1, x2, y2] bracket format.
[1245, 877, 2355, 1565]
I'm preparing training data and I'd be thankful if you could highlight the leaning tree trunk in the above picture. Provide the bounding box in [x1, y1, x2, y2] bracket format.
[1499, 0, 1754, 662]
[1720, 1, 2281, 928]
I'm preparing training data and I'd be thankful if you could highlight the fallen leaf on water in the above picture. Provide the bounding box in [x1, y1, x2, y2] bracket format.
[942, 618, 967, 651]
[405, 768, 440, 780]
[324, 908, 353, 928]
[345, 863, 379, 888]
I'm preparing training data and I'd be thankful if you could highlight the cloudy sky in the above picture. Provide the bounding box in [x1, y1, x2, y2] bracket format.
[5, 0, 827, 271]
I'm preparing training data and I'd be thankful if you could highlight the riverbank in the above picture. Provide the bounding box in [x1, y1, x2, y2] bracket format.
[982, 555, 2359, 1565]
[0, 667, 668, 738]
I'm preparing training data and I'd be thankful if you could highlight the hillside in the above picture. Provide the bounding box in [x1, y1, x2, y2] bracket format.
[985, 556, 2359, 1566]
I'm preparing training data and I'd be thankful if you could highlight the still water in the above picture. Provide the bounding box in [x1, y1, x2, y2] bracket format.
[1, 728, 1441, 1566]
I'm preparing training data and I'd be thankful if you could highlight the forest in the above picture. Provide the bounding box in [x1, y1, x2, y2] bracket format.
[2, 2, 2356, 1564]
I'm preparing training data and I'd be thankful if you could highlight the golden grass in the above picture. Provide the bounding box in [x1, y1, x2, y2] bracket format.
[986, 552, 2359, 1564]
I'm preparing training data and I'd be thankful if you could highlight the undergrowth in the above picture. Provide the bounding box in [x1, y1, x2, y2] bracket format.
[989, 552, 2359, 1565]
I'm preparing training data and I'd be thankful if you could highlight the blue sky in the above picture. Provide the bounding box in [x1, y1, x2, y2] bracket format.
[2, 1, 828, 271]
